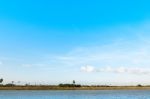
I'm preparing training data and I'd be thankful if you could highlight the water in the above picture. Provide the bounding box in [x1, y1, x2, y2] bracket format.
[0, 90, 150, 99]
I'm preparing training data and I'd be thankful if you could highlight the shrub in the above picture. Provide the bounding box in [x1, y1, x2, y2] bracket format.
[137, 84, 142, 87]
[5, 83, 16, 87]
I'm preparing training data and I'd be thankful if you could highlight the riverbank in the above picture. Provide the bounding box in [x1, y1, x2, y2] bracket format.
[0, 86, 150, 90]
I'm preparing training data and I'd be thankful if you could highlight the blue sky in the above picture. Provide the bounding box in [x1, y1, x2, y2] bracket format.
[1, 0, 150, 85]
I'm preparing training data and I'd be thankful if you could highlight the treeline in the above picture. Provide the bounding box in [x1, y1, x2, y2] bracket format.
[0, 84, 15, 87]
[58, 80, 81, 87]
[59, 84, 81, 87]
[0, 78, 147, 87]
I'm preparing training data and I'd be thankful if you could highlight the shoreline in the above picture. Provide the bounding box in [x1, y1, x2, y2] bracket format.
[0, 86, 150, 90]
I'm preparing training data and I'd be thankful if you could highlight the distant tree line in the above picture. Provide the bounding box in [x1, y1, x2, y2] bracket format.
[0, 78, 146, 87]
[59, 84, 81, 87]
[59, 80, 81, 87]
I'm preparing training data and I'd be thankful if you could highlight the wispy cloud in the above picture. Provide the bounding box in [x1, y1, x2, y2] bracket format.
[81, 65, 150, 75]
[8, 22, 150, 84]
[51, 23, 150, 75]
[54, 39, 150, 69]
[81, 65, 95, 72]
[22, 64, 45, 68]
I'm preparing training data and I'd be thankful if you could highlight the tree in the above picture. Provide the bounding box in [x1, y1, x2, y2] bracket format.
[0, 78, 3, 83]
[137, 84, 142, 87]
[73, 80, 75, 85]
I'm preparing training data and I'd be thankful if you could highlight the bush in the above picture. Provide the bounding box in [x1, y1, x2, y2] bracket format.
[137, 84, 142, 87]
[5, 83, 16, 87]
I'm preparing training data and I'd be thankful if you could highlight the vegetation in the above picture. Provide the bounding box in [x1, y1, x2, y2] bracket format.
[0, 79, 149, 90]
[0, 78, 3, 84]
[73, 80, 75, 85]
[59, 84, 81, 87]
[137, 84, 142, 87]
[5, 83, 16, 87]
[58, 80, 81, 87]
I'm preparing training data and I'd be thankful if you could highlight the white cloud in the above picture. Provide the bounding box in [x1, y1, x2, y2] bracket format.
[22, 64, 44, 67]
[47, 22, 150, 79]
[81, 65, 95, 72]
[81, 66, 150, 75]
[53, 29, 150, 73]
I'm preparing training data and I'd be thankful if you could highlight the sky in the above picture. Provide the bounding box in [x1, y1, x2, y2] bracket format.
[1, 0, 150, 85]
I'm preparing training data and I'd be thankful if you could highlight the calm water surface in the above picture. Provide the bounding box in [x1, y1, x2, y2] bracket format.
[0, 90, 150, 99]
